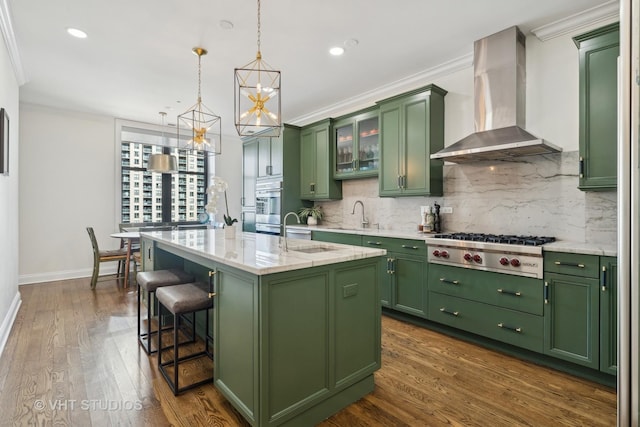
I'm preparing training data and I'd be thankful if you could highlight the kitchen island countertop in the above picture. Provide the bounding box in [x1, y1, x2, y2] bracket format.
[142, 228, 386, 275]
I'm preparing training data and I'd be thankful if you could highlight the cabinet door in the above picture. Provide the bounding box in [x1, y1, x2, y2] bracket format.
[402, 94, 429, 194]
[257, 137, 271, 178]
[243, 140, 258, 208]
[242, 210, 256, 233]
[313, 126, 331, 199]
[390, 253, 427, 318]
[270, 135, 283, 177]
[379, 102, 402, 196]
[544, 272, 599, 369]
[300, 129, 316, 199]
[600, 256, 617, 375]
[575, 23, 619, 191]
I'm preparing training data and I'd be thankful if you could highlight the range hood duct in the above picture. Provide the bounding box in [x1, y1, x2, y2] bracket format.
[431, 26, 561, 163]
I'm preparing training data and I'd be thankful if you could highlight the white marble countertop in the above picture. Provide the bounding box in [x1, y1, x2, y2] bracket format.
[287, 225, 618, 256]
[141, 229, 386, 275]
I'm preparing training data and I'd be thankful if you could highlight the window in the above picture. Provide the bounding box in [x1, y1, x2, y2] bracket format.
[118, 120, 212, 224]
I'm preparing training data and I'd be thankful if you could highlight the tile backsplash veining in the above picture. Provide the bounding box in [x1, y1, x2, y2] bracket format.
[317, 151, 617, 245]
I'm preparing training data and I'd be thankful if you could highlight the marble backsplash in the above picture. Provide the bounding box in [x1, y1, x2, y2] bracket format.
[316, 151, 617, 245]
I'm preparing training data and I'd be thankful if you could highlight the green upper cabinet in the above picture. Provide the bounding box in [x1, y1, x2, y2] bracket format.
[242, 139, 258, 210]
[300, 119, 342, 200]
[573, 23, 619, 191]
[377, 84, 447, 197]
[333, 107, 379, 180]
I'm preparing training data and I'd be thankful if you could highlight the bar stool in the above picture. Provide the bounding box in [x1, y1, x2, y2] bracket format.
[156, 281, 213, 395]
[136, 269, 195, 355]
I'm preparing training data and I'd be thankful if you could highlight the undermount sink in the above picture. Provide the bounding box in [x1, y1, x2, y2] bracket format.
[292, 246, 339, 254]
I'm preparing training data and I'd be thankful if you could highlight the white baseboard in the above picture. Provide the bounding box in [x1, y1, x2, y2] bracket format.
[0, 291, 21, 359]
[18, 265, 119, 285]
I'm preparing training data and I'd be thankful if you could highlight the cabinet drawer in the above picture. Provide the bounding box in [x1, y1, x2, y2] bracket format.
[428, 264, 543, 315]
[362, 236, 426, 256]
[312, 231, 362, 246]
[543, 252, 599, 278]
[429, 292, 544, 353]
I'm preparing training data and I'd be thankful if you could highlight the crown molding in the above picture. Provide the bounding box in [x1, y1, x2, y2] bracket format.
[0, 0, 26, 85]
[531, 0, 619, 41]
[288, 52, 473, 127]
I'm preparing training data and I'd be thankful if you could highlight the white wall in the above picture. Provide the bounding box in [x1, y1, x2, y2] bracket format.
[19, 104, 116, 283]
[0, 30, 21, 356]
[17, 103, 245, 284]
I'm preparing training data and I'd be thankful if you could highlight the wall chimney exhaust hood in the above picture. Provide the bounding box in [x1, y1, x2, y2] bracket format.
[431, 26, 561, 163]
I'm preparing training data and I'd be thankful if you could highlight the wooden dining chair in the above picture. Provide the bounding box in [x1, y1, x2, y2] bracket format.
[86, 227, 129, 289]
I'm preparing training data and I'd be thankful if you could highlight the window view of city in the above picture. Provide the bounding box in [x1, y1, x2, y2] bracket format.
[121, 142, 206, 223]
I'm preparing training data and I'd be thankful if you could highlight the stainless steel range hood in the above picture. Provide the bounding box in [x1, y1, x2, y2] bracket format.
[431, 26, 561, 163]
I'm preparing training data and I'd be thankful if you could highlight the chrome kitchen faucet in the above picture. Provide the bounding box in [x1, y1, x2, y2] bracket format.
[282, 211, 301, 252]
[351, 200, 369, 228]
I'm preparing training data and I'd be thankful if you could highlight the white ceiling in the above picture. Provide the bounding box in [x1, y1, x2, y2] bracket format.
[6, 0, 617, 136]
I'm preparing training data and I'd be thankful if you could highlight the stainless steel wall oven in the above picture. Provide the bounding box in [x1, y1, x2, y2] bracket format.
[255, 179, 282, 235]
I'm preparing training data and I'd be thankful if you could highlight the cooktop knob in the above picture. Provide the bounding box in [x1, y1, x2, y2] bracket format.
[499, 257, 509, 266]
[473, 254, 482, 263]
[510, 258, 521, 267]
[440, 250, 450, 259]
[463, 253, 472, 261]
[432, 250, 440, 257]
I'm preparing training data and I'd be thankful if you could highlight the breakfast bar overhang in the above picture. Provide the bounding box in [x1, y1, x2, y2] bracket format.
[141, 229, 386, 426]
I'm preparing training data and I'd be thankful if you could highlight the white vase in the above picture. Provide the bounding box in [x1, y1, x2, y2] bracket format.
[224, 225, 236, 238]
[307, 216, 317, 226]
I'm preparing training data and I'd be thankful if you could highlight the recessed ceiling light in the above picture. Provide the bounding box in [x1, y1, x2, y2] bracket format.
[329, 46, 345, 56]
[344, 38, 359, 48]
[219, 20, 234, 30]
[66, 27, 87, 39]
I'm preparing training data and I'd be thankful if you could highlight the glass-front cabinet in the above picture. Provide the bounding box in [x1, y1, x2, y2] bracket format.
[334, 107, 379, 179]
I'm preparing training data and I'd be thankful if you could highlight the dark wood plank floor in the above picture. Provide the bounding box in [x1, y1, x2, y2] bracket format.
[0, 278, 616, 426]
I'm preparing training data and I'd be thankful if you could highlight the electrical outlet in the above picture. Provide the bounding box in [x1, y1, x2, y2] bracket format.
[441, 206, 453, 214]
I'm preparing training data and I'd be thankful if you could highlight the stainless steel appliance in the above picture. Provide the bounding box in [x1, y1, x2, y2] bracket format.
[255, 179, 282, 235]
[430, 26, 562, 163]
[426, 233, 555, 279]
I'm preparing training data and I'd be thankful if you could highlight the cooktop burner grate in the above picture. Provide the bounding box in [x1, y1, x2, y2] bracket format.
[433, 233, 555, 246]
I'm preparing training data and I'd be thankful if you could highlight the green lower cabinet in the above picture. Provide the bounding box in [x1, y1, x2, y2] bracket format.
[600, 256, 617, 375]
[312, 230, 362, 246]
[543, 272, 600, 369]
[385, 253, 427, 318]
[429, 292, 544, 353]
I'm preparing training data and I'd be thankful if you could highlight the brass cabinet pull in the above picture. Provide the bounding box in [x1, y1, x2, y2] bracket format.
[439, 278, 459, 285]
[498, 323, 522, 333]
[439, 307, 459, 316]
[208, 270, 217, 298]
[497, 288, 521, 297]
[554, 261, 585, 268]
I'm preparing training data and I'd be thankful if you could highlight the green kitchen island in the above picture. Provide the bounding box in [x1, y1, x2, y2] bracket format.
[140, 228, 386, 426]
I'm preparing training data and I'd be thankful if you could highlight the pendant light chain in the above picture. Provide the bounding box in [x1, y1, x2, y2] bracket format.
[256, 0, 261, 58]
[197, 52, 202, 103]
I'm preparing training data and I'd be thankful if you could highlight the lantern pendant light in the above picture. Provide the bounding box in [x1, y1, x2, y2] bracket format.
[148, 112, 178, 173]
[178, 47, 222, 154]
[234, 0, 281, 137]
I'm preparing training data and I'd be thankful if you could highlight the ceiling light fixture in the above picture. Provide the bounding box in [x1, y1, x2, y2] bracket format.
[66, 27, 87, 39]
[329, 46, 345, 56]
[177, 47, 222, 154]
[148, 112, 178, 173]
[234, 0, 281, 137]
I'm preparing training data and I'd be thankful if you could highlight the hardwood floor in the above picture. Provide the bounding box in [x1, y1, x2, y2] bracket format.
[0, 278, 616, 426]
